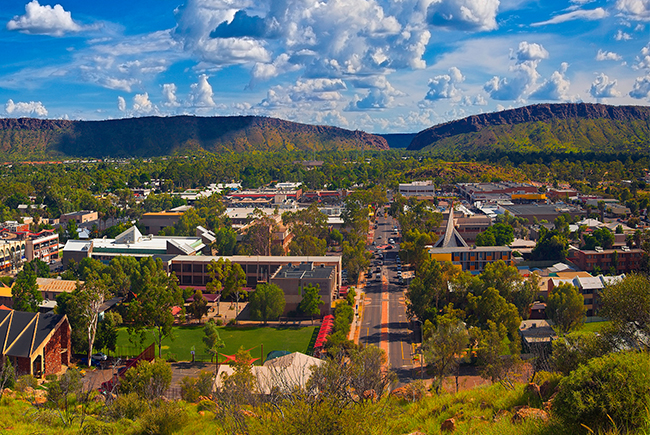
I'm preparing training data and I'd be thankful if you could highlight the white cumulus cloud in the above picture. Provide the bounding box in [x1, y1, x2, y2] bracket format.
[616, 0, 650, 21]
[596, 49, 622, 61]
[117, 96, 126, 112]
[189, 74, 216, 108]
[133, 93, 155, 114]
[6, 0, 82, 36]
[630, 74, 650, 98]
[425, 0, 500, 31]
[590, 73, 621, 99]
[424, 67, 465, 101]
[5, 99, 48, 117]
[615, 29, 632, 40]
[484, 41, 548, 101]
[530, 63, 571, 101]
[162, 83, 181, 107]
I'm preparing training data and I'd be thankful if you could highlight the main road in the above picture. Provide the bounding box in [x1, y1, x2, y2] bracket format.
[358, 211, 420, 384]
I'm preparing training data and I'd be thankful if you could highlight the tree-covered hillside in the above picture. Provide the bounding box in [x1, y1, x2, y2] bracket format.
[408, 103, 650, 156]
[0, 116, 388, 161]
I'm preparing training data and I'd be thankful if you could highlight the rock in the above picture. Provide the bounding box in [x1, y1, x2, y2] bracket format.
[441, 418, 456, 432]
[390, 387, 408, 400]
[93, 394, 106, 403]
[479, 401, 490, 410]
[404, 432, 427, 435]
[239, 409, 259, 418]
[198, 411, 205, 417]
[23, 387, 34, 395]
[32, 396, 47, 405]
[2, 388, 15, 399]
[511, 406, 549, 424]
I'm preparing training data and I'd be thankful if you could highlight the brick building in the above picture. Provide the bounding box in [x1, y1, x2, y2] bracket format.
[60, 211, 99, 225]
[0, 310, 71, 377]
[269, 262, 336, 316]
[568, 247, 644, 274]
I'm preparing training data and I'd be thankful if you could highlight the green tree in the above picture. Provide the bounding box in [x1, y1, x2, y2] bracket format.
[12, 268, 42, 312]
[126, 258, 183, 357]
[341, 239, 372, 285]
[476, 320, 522, 387]
[77, 272, 111, 366]
[406, 259, 460, 323]
[23, 258, 51, 278]
[475, 223, 514, 246]
[600, 273, 650, 350]
[95, 312, 122, 353]
[299, 284, 324, 320]
[249, 283, 286, 324]
[512, 272, 541, 320]
[583, 227, 615, 250]
[188, 289, 209, 322]
[212, 227, 237, 256]
[423, 307, 469, 394]
[530, 227, 569, 261]
[203, 320, 225, 365]
[546, 283, 585, 334]
[550, 330, 612, 375]
[221, 260, 247, 321]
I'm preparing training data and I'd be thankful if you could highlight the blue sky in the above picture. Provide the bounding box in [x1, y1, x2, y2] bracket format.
[1, 0, 650, 133]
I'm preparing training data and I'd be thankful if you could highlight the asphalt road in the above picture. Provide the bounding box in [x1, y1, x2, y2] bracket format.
[358, 212, 419, 384]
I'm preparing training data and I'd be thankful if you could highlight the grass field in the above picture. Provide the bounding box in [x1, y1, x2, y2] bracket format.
[578, 320, 610, 333]
[113, 324, 318, 363]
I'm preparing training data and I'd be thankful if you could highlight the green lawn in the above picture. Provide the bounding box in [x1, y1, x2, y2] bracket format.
[578, 320, 611, 333]
[113, 324, 318, 363]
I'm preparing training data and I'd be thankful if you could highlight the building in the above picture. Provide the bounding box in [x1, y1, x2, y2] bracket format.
[59, 211, 99, 225]
[0, 236, 25, 271]
[458, 182, 539, 202]
[497, 203, 585, 224]
[62, 226, 207, 266]
[435, 212, 491, 244]
[0, 278, 81, 310]
[169, 255, 342, 291]
[429, 206, 512, 273]
[0, 310, 71, 377]
[139, 211, 185, 235]
[548, 274, 625, 316]
[25, 230, 59, 263]
[269, 262, 336, 316]
[398, 181, 435, 197]
[568, 246, 644, 274]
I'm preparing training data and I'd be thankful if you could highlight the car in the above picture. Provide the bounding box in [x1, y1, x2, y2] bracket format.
[396, 265, 402, 271]
[371, 241, 376, 245]
[377, 236, 382, 240]
[376, 274, 381, 280]
[396, 271, 402, 277]
[92, 352, 107, 362]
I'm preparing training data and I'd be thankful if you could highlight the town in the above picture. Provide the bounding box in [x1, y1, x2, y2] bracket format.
[0, 153, 648, 433]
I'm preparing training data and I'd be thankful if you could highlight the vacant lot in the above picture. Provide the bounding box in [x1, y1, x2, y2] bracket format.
[114, 324, 317, 363]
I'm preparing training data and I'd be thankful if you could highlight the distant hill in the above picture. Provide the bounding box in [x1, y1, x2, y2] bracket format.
[407, 103, 650, 155]
[0, 115, 389, 160]
[378, 133, 417, 149]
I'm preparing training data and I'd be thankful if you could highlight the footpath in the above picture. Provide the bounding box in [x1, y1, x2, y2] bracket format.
[348, 224, 376, 343]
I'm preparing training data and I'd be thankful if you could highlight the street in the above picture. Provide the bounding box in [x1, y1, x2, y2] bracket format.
[358, 211, 419, 384]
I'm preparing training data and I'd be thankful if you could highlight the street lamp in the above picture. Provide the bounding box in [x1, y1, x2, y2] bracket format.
[414, 318, 424, 380]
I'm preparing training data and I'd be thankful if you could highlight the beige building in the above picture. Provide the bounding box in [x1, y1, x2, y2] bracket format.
[269, 262, 335, 316]
[60, 211, 99, 225]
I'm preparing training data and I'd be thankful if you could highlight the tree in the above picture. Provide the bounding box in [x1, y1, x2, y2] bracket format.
[475, 223, 514, 246]
[23, 258, 51, 278]
[583, 227, 615, 250]
[467, 287, 521, 342]
[512, 272, 541, 320]
[126, 257, 183, 357]
[78, 272, 111, 367]
[212, 227, 237, 256]
[406, 259, 460, 323]
[203, 319, 225, 365]
[476, 320, 521, 388]
[240, 209, 278, 256]
[249, 283, 285, 324]
[423, 307, 469, 394]
[283, 203, 329, 256]
[12, 268, 42, 312]
[530, 227, 569, 261]
[341, 239, 372, 285]
[546, 283, 585, 334]
[95, 312, 122, 354]
[188, 289, 209, 322]
[600, 273, 650, 350]
[221, 260, 247, 321]
[206, 259, 224, 315]
[299, 284, 324, 320]
[550, 330, 612, 375]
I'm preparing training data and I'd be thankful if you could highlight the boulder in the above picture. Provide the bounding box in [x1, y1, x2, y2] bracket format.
[539, 380, 556, 400]
[524, 383, 541, 398]
[239, 409, 259, 418]
[493, 409, 511, 422]
[511, 406, 549, 424]
[362, 389, 378, 402]
[32, 396, 47, 406]
[441, 418, 456, 432]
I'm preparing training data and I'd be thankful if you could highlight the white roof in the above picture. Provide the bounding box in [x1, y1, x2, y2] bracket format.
[62, 239, 92, 252]
[213, 352, 323, 394]
[574, 276, 604, 290]
[577, 218, 602, 227]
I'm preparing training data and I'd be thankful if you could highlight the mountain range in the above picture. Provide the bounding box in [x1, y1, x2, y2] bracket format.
[407, 103, 650, 155]
[0, 115, 389, 161]
[1, 103, 650, 160]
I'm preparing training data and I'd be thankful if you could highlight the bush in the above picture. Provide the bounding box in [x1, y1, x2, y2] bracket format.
[104, 392, 147, 421]
[215, 318, 224, 326]
[119, 360, 172, 400]
[227, 318, 237, 326]
[80, 419, 116, 435]
[180, 371, 214, 403]
[137, 400, 188, 435]
[553, 351, 650, 432]
[45, 374, 58, 382]
[15, 374, 38, 392]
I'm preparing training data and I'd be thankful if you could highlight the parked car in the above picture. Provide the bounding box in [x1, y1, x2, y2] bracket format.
[92, 352, 107, 362]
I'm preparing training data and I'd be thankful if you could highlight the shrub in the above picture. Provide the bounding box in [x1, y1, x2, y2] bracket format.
[104, 392, 147, 421]
[80, 419, 116, 435]
[119, 359, 172, 400]
[553, 351, 650, 432]
[137, 400, 188, 435]
[227, 318, 237, 326]
[15, 374, 38, 392]
[180, 371, 214, 403]
[215, 318, 224, 326]
[45, 374, 58, 382]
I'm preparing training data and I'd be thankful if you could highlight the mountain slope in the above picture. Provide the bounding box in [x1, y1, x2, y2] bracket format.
[0, 115, 388, 160]
[408, 103, 650, 154]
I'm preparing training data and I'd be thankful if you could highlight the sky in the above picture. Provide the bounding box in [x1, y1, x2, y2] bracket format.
[1, 0, 650, 133]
